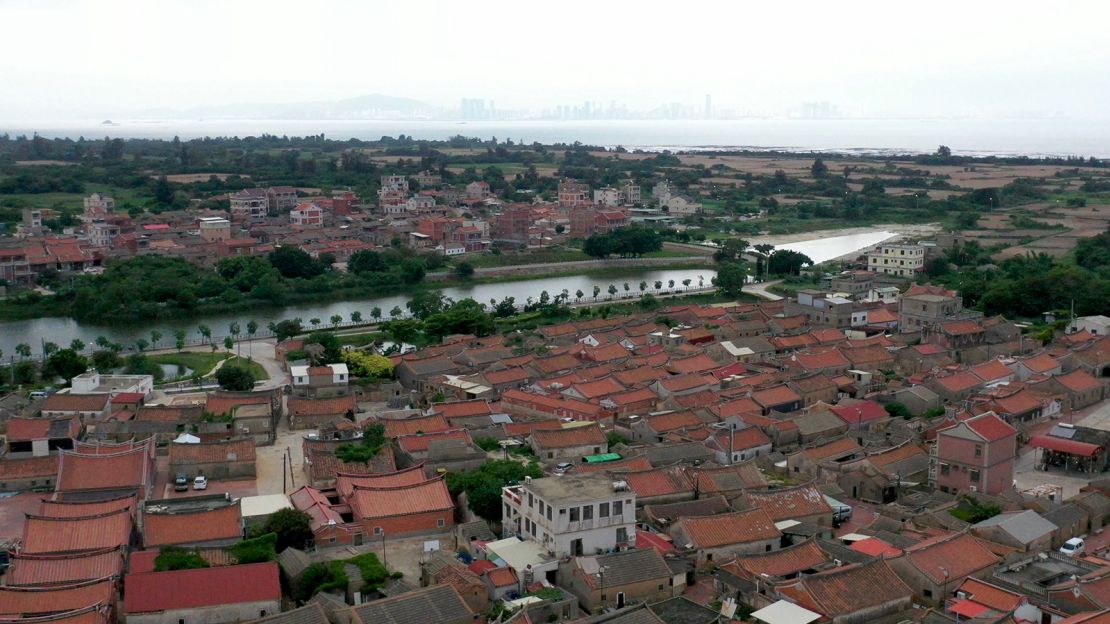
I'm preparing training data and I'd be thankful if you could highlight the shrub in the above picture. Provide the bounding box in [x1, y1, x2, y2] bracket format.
[155, 546, 209, 571]
[228, 532, 277, 563]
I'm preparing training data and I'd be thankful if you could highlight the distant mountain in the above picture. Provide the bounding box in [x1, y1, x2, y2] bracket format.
[134, 94, 437, 120]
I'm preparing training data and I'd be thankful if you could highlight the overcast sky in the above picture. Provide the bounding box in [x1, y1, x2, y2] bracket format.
[2, 0, 1109, 120]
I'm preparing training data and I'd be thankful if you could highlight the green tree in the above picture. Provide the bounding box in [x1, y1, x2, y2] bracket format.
[682, 278, 692, 290]
[92, 350, 121, 371]
[309, 318, 321, 328]
[423, 299, 495, 340]
[150, 330, 162, 349]
[15, 343, 31, 359]
[607, 284, 618, 296]
[153, 175, 175, 205]
[268, 245, 323, 279]
[95, 336, 111, 350]
[216, 362, 255, 391]
[43, 349, 89, 382]
[350, 311, 362, 324]
[69, 339, 86, 352]
[446, 460, 543, 522]
[42, 342, 58, 356]
[246, 320, 258, 339]
[370, 307, 382, 322]
[347, 250, 389, 274]
[154, 547, 209, 571]
[306, 331, 343, 364]
[257, 508, 314, 553]
[575, 289, 584, 301]
[223, 336, 234, 351]
[811, 157, 829, 178]
[455, 261, 475, 279]
[135, 338, 149, 352]
[389, 306, 403, 318]
[713, 262, 748, 297]
[330, 314, 343, 327]
[197, 324, 211, 342]
[885, 402, 911, 419]
[592, 285, 601, 298]
[173, 329, 186, 351]
[272, 319, 303, 342]
[407, 290, 449, 320]
[767, 249, 814, 276]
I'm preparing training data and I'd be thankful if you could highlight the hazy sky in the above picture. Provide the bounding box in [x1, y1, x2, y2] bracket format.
[2, 0, 1109, 120]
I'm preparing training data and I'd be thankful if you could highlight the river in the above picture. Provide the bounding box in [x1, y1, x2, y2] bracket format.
[0, 229, 901, 357]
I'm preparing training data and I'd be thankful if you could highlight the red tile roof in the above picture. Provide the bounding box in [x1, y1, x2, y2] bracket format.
[1018, 352, 1062, 373]
[577, 456, 653, 474]
[606, 387, 658, 407]
[936, 371, 983, 393]
[752, 385, 802, 409]
[643, 411, 702, 434]
[712, 397, 762, 419]
[21, 509, 132, 554]
[396, 428, 472, 453]
[336, 464, 428, 499]
[5, 417, 80, 442]
[205, 392, 271, 417]
[622, 468, 693, 498]
[904, 533, 1000, 583]
[940, 320, 984, 336]
[1029, 435, 1103, 457]
[965, 412, 1017, 442]
[1057, 369, 1103, 393]
[567, 377, 625, 400]
[168, 438, 255, 464]
[667, 354, 719, 375]
[721, 539, 829, 578]
[485, 567, 518, 587]
[741, 484, 832, 521]
[348, 477, 454, 521]
[0, 578, 115, 616]
[6, 547, 125, 586]
[957, 577, 1025, 612]
[708, 427, 772, 452]
[501, 419, 563, 438]
[532, 424, 606, 449]
[969, 360, 1013, 383]
[123, 562, 280, 613]
[56, 447, 150, 493]
[110, 392, 145, 404]
[802, 437, 862, 461]
[792, 350, 850, 371]
[779, 560, 912, 618]
[288, 395, 357, 417]
[850, 537, 902, 558]
[143, 502, 242, 548]
[693, 463, 767, 492]
[39, 495, 136, 519]
[430, 399, 492, 419]
[829, 400, 889, 426]
[658, 373, 716, 393]
[0, 456, 59, 480]
[41, 394, 109, 413]
[675, 508, 780, 548]
[380, 414, 451, 438]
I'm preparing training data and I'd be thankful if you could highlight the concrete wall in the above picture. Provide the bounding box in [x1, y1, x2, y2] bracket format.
[125, 599, 280, 624]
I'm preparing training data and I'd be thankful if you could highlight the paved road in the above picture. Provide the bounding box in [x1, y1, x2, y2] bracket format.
[746, 279, 784, 301]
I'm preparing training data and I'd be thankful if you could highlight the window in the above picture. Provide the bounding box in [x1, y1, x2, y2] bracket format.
[970, 469, 980, 482]
[616, 527, 628, 543]
[940, 464, 950, 476]
[570, 507, 580, 522]
[547, 506, 552, 521]
[924, 589, 933, 598]
[613, 500, 623, 516]
[374, 527, 383, 535]
[528, 493, 533, 507]
[538, 501, 544, 515]
[766, 544, 772, 552]
[599, 502, 610, 517]
[437, 518, 445, 528]
[548, 452, 554, 459]
[974, 444, 982, 457]
[583, 505, 593, 520]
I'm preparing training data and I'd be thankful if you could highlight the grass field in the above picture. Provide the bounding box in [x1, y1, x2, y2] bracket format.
[224, 356, 269, 381]
[148, 352, 229, 376]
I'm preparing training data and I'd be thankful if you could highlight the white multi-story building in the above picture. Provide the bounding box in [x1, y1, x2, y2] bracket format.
[290, 202, 324, 227]
[652, 181, 702, 215]
[593, 187, 620, 207]
[502, 475, 636, 557]
[83, 193, 116, 220]
[619, 181, 641, 206]
[87, 221, 120, 247]
[381, 175, 409, 193]
[866, 243, 924, 277]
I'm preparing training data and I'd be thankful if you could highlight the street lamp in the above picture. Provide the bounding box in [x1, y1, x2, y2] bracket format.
[939, 565, 949, 606]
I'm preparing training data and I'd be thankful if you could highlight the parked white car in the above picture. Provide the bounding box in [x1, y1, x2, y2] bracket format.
[193, 476, 208, 490]
[1060, 537, 1085, 556]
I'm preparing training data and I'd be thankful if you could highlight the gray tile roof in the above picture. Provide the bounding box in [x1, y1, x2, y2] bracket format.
[246, 604, 328, 624]
[974, 510, 1057, 545]
[648, 597, 720, 624]
[350, 584, 473, 624]
[580, 548, 672, 588]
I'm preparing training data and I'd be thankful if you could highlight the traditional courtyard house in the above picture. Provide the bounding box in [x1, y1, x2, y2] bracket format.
[668, 508, 781, 565]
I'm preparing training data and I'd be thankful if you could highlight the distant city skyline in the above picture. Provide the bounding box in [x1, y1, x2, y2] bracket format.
[1, 1, 1108, 122]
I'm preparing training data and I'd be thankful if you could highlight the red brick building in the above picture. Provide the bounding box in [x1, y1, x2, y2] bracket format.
[932, 412, 1017, 495]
